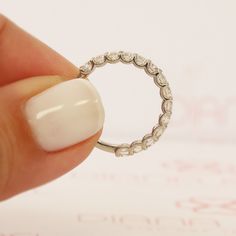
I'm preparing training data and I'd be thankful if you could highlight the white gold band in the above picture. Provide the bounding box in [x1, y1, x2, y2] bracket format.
[79, 51, 173, 157]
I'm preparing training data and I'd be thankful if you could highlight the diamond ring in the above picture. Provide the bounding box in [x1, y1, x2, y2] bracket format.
[79, 51, 173, 157]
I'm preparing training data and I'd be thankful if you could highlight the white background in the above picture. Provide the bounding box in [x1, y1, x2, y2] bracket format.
[0, 0, 236, 235]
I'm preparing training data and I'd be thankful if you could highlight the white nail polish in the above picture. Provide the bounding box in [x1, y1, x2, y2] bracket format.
[24, 78, 105, 151]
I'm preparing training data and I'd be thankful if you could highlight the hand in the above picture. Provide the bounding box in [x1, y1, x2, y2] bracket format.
[0, 14, 104, 200]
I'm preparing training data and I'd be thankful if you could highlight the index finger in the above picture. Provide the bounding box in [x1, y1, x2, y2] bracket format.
[0, 14, 80, 86]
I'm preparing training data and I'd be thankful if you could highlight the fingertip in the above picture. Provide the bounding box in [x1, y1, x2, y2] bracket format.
[0, 75, 104, 200]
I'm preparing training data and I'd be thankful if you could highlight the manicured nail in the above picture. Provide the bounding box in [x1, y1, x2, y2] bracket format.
[24, 78, 105, 151]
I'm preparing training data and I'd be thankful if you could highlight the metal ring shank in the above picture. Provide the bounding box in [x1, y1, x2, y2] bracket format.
[96, 141, 117, 153]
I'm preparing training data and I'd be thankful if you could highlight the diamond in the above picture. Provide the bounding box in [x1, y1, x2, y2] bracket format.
[134, 54, 148, 67]
[161, 86, 172, 100]
[131, 141, 143, 153]
[152, 125, 165, 141]
[106, 52, 120, 62]
[162, 100, 173, 113]
[154, 73, 168, 87]
[115, 144, 130, 157]
[146, 61, 159, 75]
[120, 52, 135, 63]
[79, 61, 93, 74]
[142, 134, 155, 148]
[92, 55, 106, 66]
[133, 145, 142, 153]
[160, 112, 171, 126]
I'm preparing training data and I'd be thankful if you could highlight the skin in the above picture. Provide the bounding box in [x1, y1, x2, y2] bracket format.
[0, 14, 102, 201]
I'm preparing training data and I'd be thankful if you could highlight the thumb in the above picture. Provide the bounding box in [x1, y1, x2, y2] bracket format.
[0, 75, 104, 200]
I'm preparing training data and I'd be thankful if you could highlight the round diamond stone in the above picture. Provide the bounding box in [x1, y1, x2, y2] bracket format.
[154, 73, 168, 87]
[133, 145, 142, 153]
[120, 52, 135, 63]
[142, 134, 155, 148]
[161, 86, 172, 100]
[162, 100, 173, 113]
[115, 144, 130, 157]
[146, 61, 159, 75]
[152, 125, 165, 141]
[92, 55, 106, 66]
[79, 61, 93, 74]
[106, 52, 120, 62]
[160, 112, 171, 126]
[134, 54, 148, 67]
[131, 141, 143, 153]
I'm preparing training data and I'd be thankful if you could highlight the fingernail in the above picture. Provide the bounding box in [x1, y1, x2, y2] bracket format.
[24, 78, 105, 151]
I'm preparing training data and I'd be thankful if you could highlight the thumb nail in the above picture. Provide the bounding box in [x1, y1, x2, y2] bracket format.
[24, 78, 105, 152]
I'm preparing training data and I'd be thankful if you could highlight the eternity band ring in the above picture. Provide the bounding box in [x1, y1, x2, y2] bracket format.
[78, 51, 173, 157]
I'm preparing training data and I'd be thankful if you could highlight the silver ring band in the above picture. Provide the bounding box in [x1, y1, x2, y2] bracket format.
[79, 51, 173, 157]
